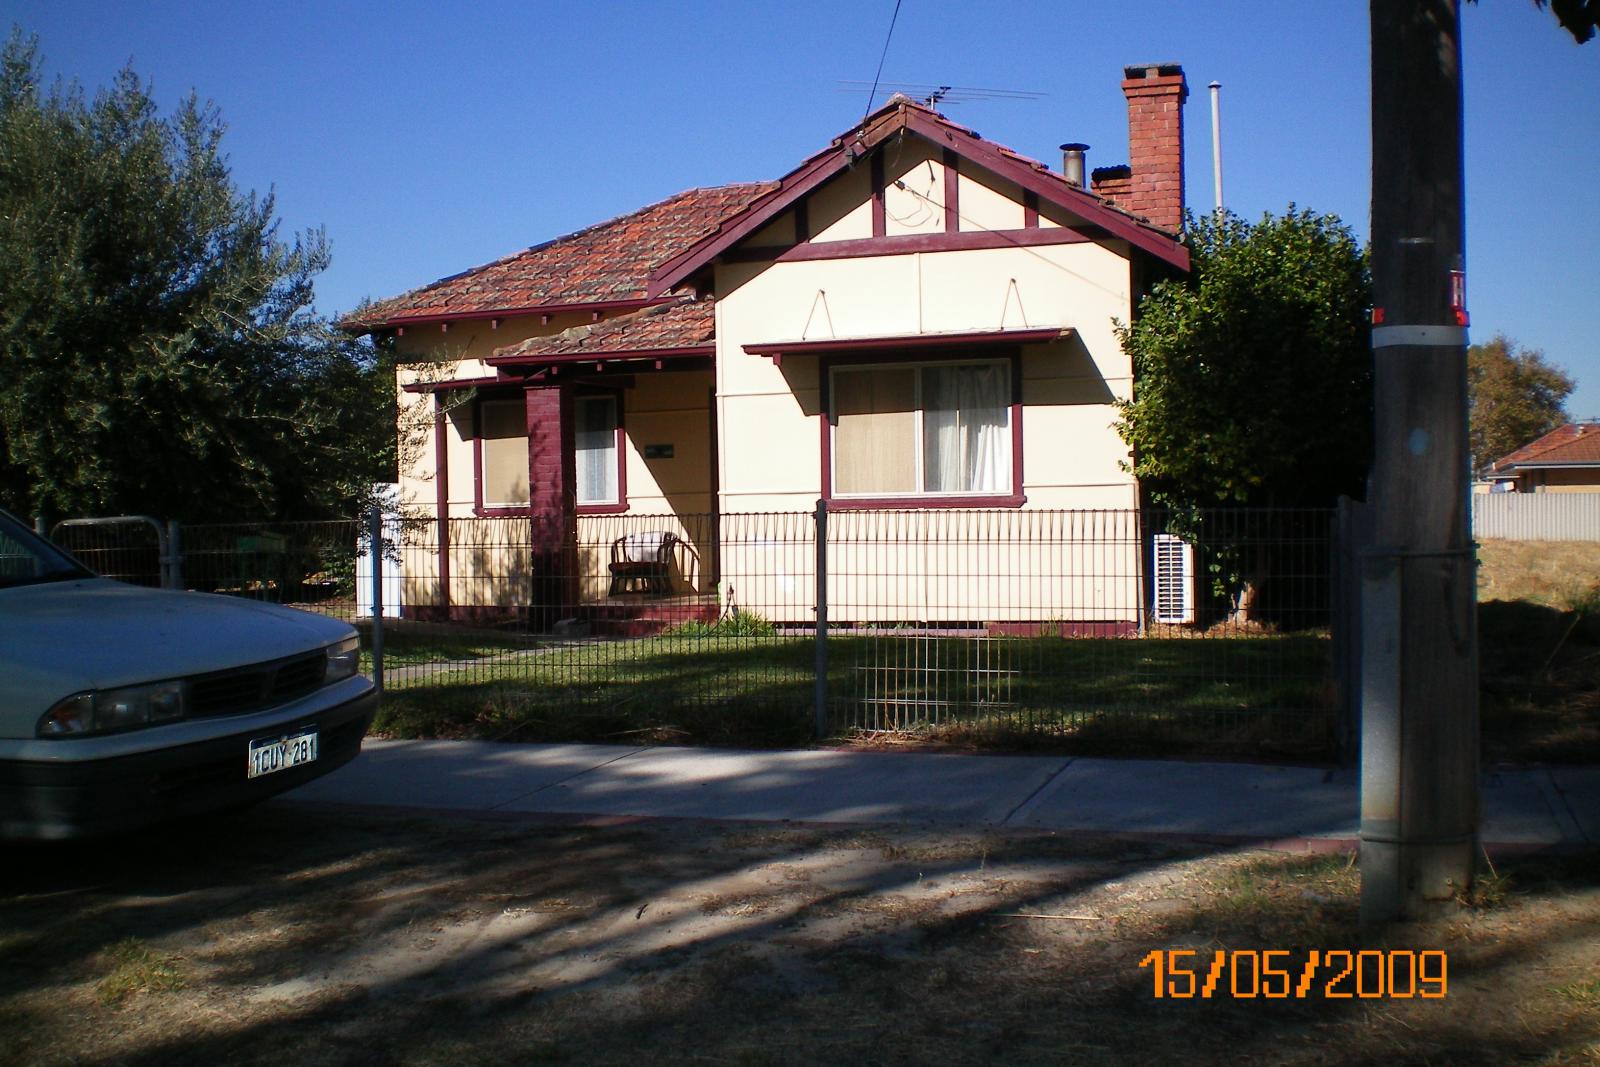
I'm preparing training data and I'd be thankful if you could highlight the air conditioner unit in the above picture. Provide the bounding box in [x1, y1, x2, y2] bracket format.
[1152, 533, 1196, 625]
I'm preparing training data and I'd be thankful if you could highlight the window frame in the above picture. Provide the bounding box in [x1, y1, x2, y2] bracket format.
[470, 388, 629, 517]
[472, 393, 534, 516]
[820, 350, 1025, 510]
[573, 390, 628, 516]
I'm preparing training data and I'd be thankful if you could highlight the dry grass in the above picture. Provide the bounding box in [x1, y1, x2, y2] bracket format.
[1478, 539, 1600, 610]
[94, 938, 186, 1006]
[2, 808, 1596, 1066]
[1475, 539, 1600, 764]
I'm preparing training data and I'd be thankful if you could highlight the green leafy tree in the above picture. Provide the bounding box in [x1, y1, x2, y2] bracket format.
[0, 32, 393, 522]
[1114, 208, 1371, 623]
[1467, 334, 1574, 474]
[1115, 208, 1373, 511]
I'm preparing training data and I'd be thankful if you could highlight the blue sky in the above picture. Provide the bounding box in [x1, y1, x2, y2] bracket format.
[8, 1, 1599, 417]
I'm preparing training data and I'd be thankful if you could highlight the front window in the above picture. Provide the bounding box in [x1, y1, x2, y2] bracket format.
[831, 360, 1011, 497]
[575, 395, 620, 506]
[479, 399, 529, 507]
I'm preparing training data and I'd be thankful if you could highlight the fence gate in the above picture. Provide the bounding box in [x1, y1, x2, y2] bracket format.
[50, 515, 179, 589]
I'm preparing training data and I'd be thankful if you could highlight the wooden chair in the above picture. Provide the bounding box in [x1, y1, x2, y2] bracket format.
[607, 531, 677, 596]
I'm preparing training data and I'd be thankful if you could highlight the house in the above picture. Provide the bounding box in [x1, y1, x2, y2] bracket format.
[351, 64, 1194, 629]
[1488, 422, 1600, 493]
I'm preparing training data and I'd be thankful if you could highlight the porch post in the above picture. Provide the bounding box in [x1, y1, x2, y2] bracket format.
[434, 394, 451, 619]
[525, 382, 578, 629]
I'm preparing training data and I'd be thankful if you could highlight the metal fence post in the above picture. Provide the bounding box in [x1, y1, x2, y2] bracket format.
[368, 506, 385, 695]
[813, 498, 828, 738]
[164, 520, 184, 590]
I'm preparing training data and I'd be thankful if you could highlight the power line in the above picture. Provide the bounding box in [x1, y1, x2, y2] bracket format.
[838, 80, 1047, 107]
[861, 0, 905, 128]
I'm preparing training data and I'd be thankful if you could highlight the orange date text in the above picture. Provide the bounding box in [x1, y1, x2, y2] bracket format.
[1138, 949, 1447, 999]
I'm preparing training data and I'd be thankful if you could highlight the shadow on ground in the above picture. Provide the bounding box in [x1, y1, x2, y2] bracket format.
[2, 806, 1597, 1066]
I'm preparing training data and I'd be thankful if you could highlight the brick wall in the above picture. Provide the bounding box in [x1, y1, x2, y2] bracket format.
[1092, 64, 1187, 235]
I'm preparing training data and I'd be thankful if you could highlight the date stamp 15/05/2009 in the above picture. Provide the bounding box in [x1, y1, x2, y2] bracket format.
[1140, 949, 1448, 1000]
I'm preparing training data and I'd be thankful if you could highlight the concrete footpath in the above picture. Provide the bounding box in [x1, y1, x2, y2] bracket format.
[280, 739, 1599, 852]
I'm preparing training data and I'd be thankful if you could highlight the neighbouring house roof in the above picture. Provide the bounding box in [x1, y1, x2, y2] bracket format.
[1492, 423, 1600, 472]
[647, 96, 1190, 296]
[346, 183, 777, 331]
[487, 299, 715, 366]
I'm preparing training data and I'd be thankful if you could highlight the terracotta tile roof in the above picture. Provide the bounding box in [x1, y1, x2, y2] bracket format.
[348, 183, 776, 330]
[489, 299, 714, 362]
[1493, 423, 1600, 471]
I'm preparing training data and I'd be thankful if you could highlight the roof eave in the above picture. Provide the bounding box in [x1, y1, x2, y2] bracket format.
[486, 344, 715, 368]
[350, 296, 678, 334]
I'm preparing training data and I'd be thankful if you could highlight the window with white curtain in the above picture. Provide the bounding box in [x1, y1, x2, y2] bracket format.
[830, 360, 1011, 497]
[575, 395, 620, 505]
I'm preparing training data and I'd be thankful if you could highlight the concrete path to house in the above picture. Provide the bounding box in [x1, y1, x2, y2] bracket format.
[279, 739, 1599, 853]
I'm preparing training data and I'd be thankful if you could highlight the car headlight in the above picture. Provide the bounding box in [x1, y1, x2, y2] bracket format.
[39, 680, 188, 737]
[324, 635, 361, 683]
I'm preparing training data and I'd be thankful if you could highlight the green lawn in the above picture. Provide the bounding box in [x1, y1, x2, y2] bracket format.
[371, 630, 1335, 759]
[360, 625, 545, 669]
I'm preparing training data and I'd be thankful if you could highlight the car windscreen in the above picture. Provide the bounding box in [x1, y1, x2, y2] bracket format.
[0, 511, 93, 588]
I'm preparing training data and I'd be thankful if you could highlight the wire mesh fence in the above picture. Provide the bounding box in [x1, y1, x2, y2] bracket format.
[49, 516, 169, 587]
[44, 506, 1341, 759]
[179, 521, 364, 619]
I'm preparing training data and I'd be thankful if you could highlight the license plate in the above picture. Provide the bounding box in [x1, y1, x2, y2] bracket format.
[247, 728, 319, 779]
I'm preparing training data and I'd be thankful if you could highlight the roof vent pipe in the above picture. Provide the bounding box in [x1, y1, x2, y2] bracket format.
[1060, 142, 1089, 188]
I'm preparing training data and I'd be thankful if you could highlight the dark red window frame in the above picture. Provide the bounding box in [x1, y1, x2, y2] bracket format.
[573, 389, 628, 516]
[819, 349, 1026, 510]
[469, 387, 628, 517]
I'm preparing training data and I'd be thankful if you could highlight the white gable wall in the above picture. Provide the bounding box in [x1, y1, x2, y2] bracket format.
[708, 151, 1144, 623]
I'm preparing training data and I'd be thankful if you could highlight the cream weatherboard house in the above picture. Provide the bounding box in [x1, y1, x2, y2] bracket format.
[352, 64, 1194, 630]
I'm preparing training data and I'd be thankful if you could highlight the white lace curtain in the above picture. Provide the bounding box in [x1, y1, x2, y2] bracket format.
[922, 363, 1008, 493]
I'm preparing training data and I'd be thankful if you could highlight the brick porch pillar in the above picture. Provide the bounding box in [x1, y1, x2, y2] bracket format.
[524, 383, 578, 628]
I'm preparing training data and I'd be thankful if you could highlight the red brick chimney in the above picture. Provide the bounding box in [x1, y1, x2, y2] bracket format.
[1091, 63, 1188, 234]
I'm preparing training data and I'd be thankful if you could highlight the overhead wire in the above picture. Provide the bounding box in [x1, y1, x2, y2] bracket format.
[860, 0, 905, 129]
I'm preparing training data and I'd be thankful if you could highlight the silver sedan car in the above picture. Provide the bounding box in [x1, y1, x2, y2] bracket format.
[0, 508, 376, 839]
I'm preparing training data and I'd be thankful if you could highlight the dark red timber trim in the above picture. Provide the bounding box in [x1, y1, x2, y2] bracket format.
[788, 228, 1090, 260]
[898, 109, 1187, 267]
[717, 226, 1096, 265]
[816, 349, 1027, 510]
[649, 105, 1189, 295]
[745, 327, 1065, 360]
[942, 149, 960, 233]
[471, 390, 533, 517]
[361, 297, 674, 332]
[870, 151, 886, 237]
[706, 384, 721, 586]
[1009, 353, 1025, 494]
[433, 395, 451, 613]
[470, 387, 630, 517]
[575, 388, 629, 516]
[1023, 190, 1040, 228]
[471, 398, 484, 511]
[402, 374, 505, 394]
[485, 346, 713, 368]
[647, 148, 847, 295]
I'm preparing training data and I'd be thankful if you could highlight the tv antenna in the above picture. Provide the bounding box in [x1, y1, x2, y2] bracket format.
[836, 81, 1046, 109]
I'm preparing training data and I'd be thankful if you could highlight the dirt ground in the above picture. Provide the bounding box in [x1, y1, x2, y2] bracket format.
[1, 807, 1596, 1066]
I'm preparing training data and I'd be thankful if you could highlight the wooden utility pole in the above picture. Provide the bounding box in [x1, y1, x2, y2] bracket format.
[1361, 0, 1480, 924]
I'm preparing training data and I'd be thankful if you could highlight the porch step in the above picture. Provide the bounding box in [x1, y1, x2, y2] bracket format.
[578, 596, 718, 638]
